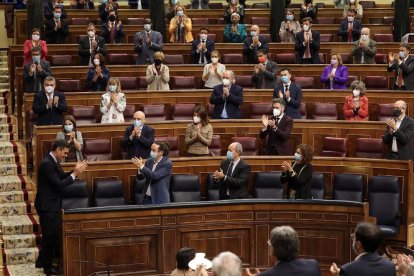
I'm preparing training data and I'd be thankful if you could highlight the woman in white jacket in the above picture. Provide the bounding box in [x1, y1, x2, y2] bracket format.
[100, 77, 126, 123]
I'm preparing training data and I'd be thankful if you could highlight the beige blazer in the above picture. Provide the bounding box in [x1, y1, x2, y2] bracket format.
[146, 64, 170, 91]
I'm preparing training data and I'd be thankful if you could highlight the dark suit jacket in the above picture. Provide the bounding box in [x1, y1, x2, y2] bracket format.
[338, 19, 362, 42]
[128, 0, 149, 9]
[251, 60, 277, 89]
[191, 0, 209, 9]
[294, 30, 321, 64]
[210, 84, 244, 119]
[191, 38, 215, 64]
[32, 91, 68, 126]
[43, 1, 67, 20]
[217, 158, 250, 199]
[351, 39, 377, 64]
[259, 258, 321, 276]
[134, 30, 163, 65]
[78, 35, 107, 66]
[387, 56, 414, 90]
[22, 60, 52, 93]
[273, 82, 302, 119]
[243, 35, 269, 64]
[383, 115, 414, 160]
[35, 153, 74, 213]
[339, 252, 396, 276]
[260, 114, 293, 155]
[98, 3, 118, 24]
[136, 157, 172, 204]
[101, 21, 124, 44]
[121, 124, 154, 159]
[45, 18, 69, 44]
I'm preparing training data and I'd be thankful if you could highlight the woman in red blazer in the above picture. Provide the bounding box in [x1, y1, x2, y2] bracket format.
[23, 28, 48, 65]
[343, 80, 369, 121]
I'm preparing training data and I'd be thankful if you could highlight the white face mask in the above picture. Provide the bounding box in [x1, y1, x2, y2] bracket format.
[109, 85, 117, 92]
[93, 58, 100, 65]
[193, 116, 201, 123]
[350, 0, 355, 3]
[211, 57, 219, 64]
[144, 24, 151, 31]
[348, 16, 354, 22]
[352, 90, 360, 97]
[45, 86, 54, 94]
[222, 78, 231, 87]
[273, 108, 281, 117]
[200, 34, 207, 41]
[303, 25, 309, 32]
[88, 31, 95, 38]
[361, 34, 369, 40]
[32, 34, 40, 41]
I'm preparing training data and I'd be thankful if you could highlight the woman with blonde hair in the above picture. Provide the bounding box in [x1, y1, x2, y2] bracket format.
[169, 4, 193, 43]
[202, 50, 226, 88]
[146, 51, 170, 90]
[100, 77, 126, 123]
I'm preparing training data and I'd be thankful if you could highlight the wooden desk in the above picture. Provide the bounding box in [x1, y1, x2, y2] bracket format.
[62, 199, 371, 276]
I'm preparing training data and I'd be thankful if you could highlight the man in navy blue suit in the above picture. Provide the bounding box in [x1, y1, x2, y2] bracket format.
[121, 111, 154, 159]
[243, 25, 269, 64]
[338, 9, 362, 42]
[132, 141, 172, 204]
[247, 225, 321, 276]
[330, 222, 396, 276]
[294, 17, 321, 64]
[210, 70, 244, 119]
[191, 27, 215, 64]
[273, 68, 302, 119]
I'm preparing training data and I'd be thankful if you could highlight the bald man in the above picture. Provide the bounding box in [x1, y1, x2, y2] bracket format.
[243, 25, 269, 64]
[213, 142, 251, 199]
[383, 100, 414, 160]
[351, 27, 377, 64]
[121, 111, 154, 159]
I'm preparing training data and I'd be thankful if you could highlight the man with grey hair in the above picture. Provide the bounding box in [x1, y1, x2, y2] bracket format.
[351, 27, 377, 64]
[213, 142, 251, 199]
[260, 98, 293, 155]
[212, 251, 243, 276]
[247, 226, 321, 275]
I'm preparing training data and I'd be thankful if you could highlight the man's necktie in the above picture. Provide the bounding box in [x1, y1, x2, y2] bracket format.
[304, 34, 311, 59]
[285, 85, 289, 92]
[226, 162, 234, 177]
[397, 67, 404, 87]
[348, 22, 353, 42]
[276, 117, 280, 124]
[109, 23, 116, 44]
[200, 40, 205, 64]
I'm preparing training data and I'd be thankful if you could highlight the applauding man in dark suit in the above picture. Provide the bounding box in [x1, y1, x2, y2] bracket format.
[134, 19, 163, 65]
[260, 98, 293, 156]
[78, 23, 107, 66]
[213, 142, 251, 200]
[294, 17, 321, 64]
[191, 27, 215, 64]
[23, 46, 52, 93]
[273, 67, 302, 119]
[210, 70, 243, 119]
[35, 139, 87, 275]
[121, 111, 154, 159]
[251, 49, 277, 89]
[243, 25, 269, 64]
[387, 43, 414, 91]
[338, 9, 361, 42]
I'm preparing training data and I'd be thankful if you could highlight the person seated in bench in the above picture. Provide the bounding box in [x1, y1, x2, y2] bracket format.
[351, 27, 377, 64]
[185, 105, 213, 157]
[122, 111, 154, 159]
[210, 70, 243, 119]
[78, 23, 107, 66]
[169, 4, 193, 43]
[134, 19, 163, 65]
[320, 53, 348, 90]
[279, 8, 302, 43]
[98, 0, 117, 24]
[44, 5, 69, 44]
[86, 53, 110, 91]
[56, 115, 84, 162]
[191, 27, 215, 65]
[23, 46, 52, 93]
[146, 51, 170, 90]
[100, 77, 126, 123]
[243, 25, 269, 64]
[342, 0, 363, 20]
[23, 28, 48, 66]
[223, 13, 246, 43]
[224, 0, 245, 24]
[202, 50, 226, 89]
[101, 10, 124, 44]
[343, 80, 368, 121]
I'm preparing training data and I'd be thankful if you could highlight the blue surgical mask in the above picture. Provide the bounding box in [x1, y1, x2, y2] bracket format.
[226, 151, 234, 160]
[250, 31, 257, 37]
[101, 0, 108, 3]
[64, 124, 73, 132]
[171, 0, 178, 4]
[293, 153, 301, 161]
[177, 10, 183, 17]
[32, 56, 40, 63]
[108, 85, 117, 92]
[134, 120, 142, 127]
[286, 15, 294, 21]
[281, 75, 289, 84]
[150, 151, 157, 159]
[53, 12, 61, 19]
[399, 51, 406, 59]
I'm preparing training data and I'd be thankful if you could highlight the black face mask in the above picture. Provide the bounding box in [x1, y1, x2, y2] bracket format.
[109, 16, 116, 22]
[154, 59, 162, 65]
[393, 108, 402, 117]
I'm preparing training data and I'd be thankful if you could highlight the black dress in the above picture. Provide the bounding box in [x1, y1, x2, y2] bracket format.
[280, 161, 313, 199]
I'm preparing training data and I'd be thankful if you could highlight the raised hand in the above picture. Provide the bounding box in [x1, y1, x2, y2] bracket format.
[53, 96, 59, 107]
[74, 160, 88, 176]
[131, 157, 144, 169]
[261, 114, 269, 127]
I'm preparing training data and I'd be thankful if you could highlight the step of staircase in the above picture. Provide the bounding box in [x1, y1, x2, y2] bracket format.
[1, 215, 39, 235]
[0, 191, 34, 204]
[0, 176, 31, 192]
[4, 264, 46, 276]
[3, 234, 39, 249]
[0, 202, 36, 216]
[2, 247, 39, 265]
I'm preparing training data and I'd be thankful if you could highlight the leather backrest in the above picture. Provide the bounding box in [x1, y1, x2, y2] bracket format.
[252, 3, 269, 8]
[312, 103, 338, 120]
[374, 54, 388, 65]
[261, 33, 272, 43]
[293, 76, 314, 89]
[83, 139, 112, 161]
[62, 179, 89, 209]
[132, 177, 146, 204]
[137, 76, 147, 90]
[254, 172, 283, 199]
[222, 54, 244, 64]
[300, 103, 307, 119]
[235, 75, 254, 88]
[26, 109, 38, 139]
[123, 104, 136, 122]
[172, 103, 196, 120]
[51, 55, 72, 66]
[57, 79, 82, 92]
[170, 76, 196, 90]
[319, 34, 334, 42]
[249, 102, 272, 119]
[107, 53, 130, 65]
[359, 0, 375, 8]
[317, 17, 335, 24]
[207, 33, 217, 42]
[251, 17, 269, 25]
[206, 173, 220, 200]
[208, 2, 222, 8]
[142, 104, 167, 122]
[333, 173, 364, 202]
[355, 138, 384, 159]
[192, 18, 209, 25]
[382, 16, 394, 24]
[71, 17, 91, 25]
[70, 105, 96, 124]
[154, 136, 179, 157]
[339, 53, 352, 64]
[374, 34, 393, 42]
[93, 179, 125, 207]
[231, 137, 258, 156]
[346, 75, 358, 87]
[364, 75, 388, 89]
[369, 176, 400, 228]
[117, 77, 137, 91]
[170, 174, 200, 202]
[274, 53, 295, 64]
[209, 135, 221, 156]
[377, 103, 394, 121]
[322, 137, 347, 157]
[164, 54, 184, 64]
[127, 18, 145, 25]
[310, 173, 324, 199]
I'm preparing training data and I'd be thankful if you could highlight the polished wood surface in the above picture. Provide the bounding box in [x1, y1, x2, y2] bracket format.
[62, 199, 371, 275]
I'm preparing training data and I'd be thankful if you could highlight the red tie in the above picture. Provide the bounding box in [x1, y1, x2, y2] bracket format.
[348, 23, 353, 42]
[304, 41, 311, 59]
[397, 68, 403, 87]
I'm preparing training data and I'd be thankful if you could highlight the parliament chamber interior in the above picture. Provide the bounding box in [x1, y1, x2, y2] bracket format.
[1, 0, 414, 275]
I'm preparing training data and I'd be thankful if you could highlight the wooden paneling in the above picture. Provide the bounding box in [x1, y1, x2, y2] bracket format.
[62, 200, 371, 275]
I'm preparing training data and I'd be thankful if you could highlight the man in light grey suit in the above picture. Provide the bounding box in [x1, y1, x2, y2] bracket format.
[134, 18, 163, 65]
[251, 49, 277, 89]
[351, 27, 377, 64]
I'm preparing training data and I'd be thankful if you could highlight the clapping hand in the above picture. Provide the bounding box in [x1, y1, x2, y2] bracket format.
[213, 168, 225, 180]
[278, 90, 284, 99]
[91, 40, 98, 50]
[245, 268, 260, 276]
[74, 160, 88, 176]
[285, 90, 290, 99]
[194, 264, 208, 276]
[53, 96, 59, 107]
[117, 21, 122, 30]
[252, 35, 259, 45]
[329, 71, 335, 79]
[223, 87, 229, 97]
[397, 254, 414, 275]
[330, 263, 340, 276]
[268, 119, 276, 128]
[67, 131, 75, 142]
[30, 63, 36, 74]
[386, 118, 396, 131]
[257, 63, 265, 71]
[281, 161, 292, 172]
[261, 115, 269, 128]
[47, 96, 53, 108]
[131, 157, 144, 169]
